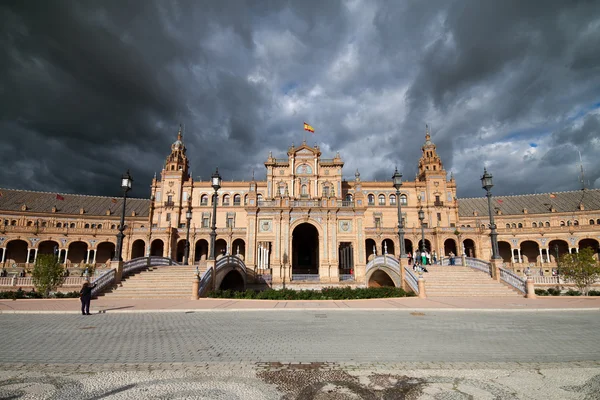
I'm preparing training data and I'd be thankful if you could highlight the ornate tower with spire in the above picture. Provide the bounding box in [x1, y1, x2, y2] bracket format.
[417, 124, 444, 181]
[164, 126, 190, 179]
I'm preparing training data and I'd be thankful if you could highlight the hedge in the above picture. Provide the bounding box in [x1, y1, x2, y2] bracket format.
[208, 286, 414, 300]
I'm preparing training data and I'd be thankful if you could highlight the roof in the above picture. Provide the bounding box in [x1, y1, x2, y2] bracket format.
[0, 188, 151, 218]
[458, 189, 600, 217]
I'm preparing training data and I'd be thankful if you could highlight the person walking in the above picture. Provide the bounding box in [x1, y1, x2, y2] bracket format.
[79, 281, 96, 315]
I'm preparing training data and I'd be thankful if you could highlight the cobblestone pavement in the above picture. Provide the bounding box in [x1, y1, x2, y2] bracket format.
[1, 311, 599, 399]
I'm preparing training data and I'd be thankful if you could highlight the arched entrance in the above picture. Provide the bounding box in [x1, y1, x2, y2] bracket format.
[292, 223, 319, 275]
[194, 239, 208, 262]
[67, 241, 88, 265]
[498, 241, 512, 262]
[368, 270, 395, 288]
[417, 239, 432, 253]
[579, 238, 600, 259]
[215, 239, 227, 257]
[176, 240, 186, 263]
[520, 241, 539, 264]
[444, 239, 457, 257]
[404, 239, 413, 256]
[365, 238, 376, 261]
[219, 270, 245, 291]
[5, 239, 28, 265]
[131, 239, 146, 259]
[96, 242, 115, 264]
[548, 239, 569, 263]
[232, 239, 246, 258]
[463, 239, 476, 258]
[382, 239, 395, 256]
[150, 239, 164, 257]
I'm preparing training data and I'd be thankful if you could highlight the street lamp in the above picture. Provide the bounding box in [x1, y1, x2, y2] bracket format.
[392, 168, 406, 258]
[418, 207, 425, 254]
[554, 244, 560, 276]
[113, 170, 133, 261]
[183, 209, 192, 265]
[481, 168, 501, 260]
[209, 168, 222, 261]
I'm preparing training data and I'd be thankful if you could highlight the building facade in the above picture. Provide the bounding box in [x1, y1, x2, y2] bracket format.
[1, 127, 599, 285]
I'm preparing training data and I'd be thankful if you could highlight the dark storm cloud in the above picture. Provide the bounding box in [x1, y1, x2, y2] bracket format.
[0, 0, 599, 198]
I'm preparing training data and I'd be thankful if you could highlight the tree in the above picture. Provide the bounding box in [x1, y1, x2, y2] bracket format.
[32, 254, 65, 297]
[559, 247, 600, 295]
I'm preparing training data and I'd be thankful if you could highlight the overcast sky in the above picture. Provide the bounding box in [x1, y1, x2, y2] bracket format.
[1, 0, 599, 199]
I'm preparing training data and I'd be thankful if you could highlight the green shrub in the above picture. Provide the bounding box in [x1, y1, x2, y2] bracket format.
[208, 286, 411, 300]
[565, 289, 582, 296]
[587, 290, 600, 296]
[535, 289, 548, 296]
[546, 287, 561, 296]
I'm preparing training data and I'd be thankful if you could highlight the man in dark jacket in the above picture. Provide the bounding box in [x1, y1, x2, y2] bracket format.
[79, 281, 96, 315]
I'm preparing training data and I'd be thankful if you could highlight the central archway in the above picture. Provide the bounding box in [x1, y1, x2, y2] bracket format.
[292, 223, 319, 275]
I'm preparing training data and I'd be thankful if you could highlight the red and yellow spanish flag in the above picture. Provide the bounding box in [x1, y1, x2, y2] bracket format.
[303, 122, 315, 133]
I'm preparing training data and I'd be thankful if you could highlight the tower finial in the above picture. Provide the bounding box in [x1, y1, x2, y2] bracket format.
[177, 124, 183, 141]
[425, 123, 430, 141]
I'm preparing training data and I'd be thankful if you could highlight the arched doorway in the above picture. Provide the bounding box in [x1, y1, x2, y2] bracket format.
[232, 239, 246, 258]
[444, 239, 457, 257]
[463, 239, 476, 258]
[176, 240, 186, 263]
[382, 239, 395, 256]
[67, 241, 88, 265]
[292, 223, 319, 275]
[579, 238, 600, 259]
[548, 239, 569, 263]
[498, 241, 512, 262]
[368, 270, 395, 287]
[404, 239, 413, 256]
[215, 239, 227, 257]
[417, 239, 432, 253]
[520, 241, 539, 264]
[365, 238, 376, 261]
[131, 239, 146, 259]
[219, 270, 245, 291]
[194, 239, 208, 262]
[38, 240, 59, 257]
[150, 239, 164, 257]
[96, 242, 115, 264]
[5, 239, 28, 265]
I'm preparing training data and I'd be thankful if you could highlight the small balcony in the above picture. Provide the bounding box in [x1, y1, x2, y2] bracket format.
[164, 201, 175, 207]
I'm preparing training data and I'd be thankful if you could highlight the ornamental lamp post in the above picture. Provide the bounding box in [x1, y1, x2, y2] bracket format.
[554, 244, 560, 277]
[481, 168, 501, 260]
[392, 168, 406, 258]
[183, 209, 192, 265]
[418, 207, 426, 253]
[209, 168, 221, 292]
[113, 170, 133, 262]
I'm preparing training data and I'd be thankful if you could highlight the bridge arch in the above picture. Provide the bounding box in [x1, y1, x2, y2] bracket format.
[365, 265, 401, 288]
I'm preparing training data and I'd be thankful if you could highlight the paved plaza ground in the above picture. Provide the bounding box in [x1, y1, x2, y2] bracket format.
[1, 305, 599, 399]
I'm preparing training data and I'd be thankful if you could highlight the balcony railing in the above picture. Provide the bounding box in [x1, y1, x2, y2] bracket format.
[164, 201, 175, 207]
[434, 201, 444, 207]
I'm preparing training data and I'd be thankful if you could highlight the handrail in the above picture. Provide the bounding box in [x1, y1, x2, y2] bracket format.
[91, 269, 115, 297]
[215, 255, 246, 273]
[404, 266, 419, 294]
[499, 268, 527, 294]
[464, 257, 492, 276]
[365, 255, 400, 273]
[122, 256, 177, 278]
[198, 268, 212, 296]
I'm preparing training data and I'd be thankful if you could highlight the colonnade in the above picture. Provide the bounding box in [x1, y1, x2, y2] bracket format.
[257, 241, 271, 269]
[339, 244, 354, 270]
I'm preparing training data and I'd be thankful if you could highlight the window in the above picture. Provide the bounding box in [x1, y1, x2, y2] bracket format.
[566, 220, 571, 226]
[91, 224, 96, 229]
[226, 217, 234, 228]
[374, 217, 381, 228]
[166, 213, 171, 222]
[244, 194, 248, 205]
[233, 194, 241, 206]
[400, 195, 408, 205]
[368, 194, 375, 205]
[257, 193, 263, 202]
[301, 185, 308, 196]
[56, 222, 62, 228]
[435, 195, 440, 203]
[167, 195, 173, 203]
[597, 218, 600, 225]
[560, 221, 565, 226]
[211, 194, 217, 206]
[574, 220, 579, 226]
[11, 220, 16, 226]
[110, 224, 116, 229]
[346, 194, 353, 202]
[390, 194, 396, 205]
[511, 223, 516, 228]
[590, 219, 595, 225]
[518, 223, 523, 228]
[200, 195, 208, 206]
[506, 223, 510, 228]
[378, 194, 385, 205]
[437, 213, 441, 222]
[179, 223, 186, 228]
[152, 223, 158, 228]
[323, 186, 330, 198]
[84, 223, 90, 229]
[202, 217, 209, 228]
[27, 221, 33, 227]
[532, 222, 537, 228]
[545, 221, 550, 227]
[223, 194, 230, 206]
[98, 224, 102, 229]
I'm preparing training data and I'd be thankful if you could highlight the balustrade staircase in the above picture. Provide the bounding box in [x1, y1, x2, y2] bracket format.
[423, 265, 521, 297]
[100, 265, 206, 299]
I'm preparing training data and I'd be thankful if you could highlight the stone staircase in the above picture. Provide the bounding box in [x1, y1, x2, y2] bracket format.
[101, 265, 205, 299]
[422, 265, 521, 297]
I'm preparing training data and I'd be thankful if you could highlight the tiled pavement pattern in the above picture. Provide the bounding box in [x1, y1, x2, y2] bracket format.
[1, 311, 599, 364]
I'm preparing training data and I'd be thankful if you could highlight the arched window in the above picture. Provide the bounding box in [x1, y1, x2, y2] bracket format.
[233, 194, 241, 206]
[518, 223, 523, 228]
[378, 194, 385, 205]
[41, 221, 47, 227]
[590, 219, 595, 225]
[244, 194, 248, 205]
[511, 223, 516, 228]
[111, 224, 116, 229]
[223, 194, 230, 206]
[84, 223, 90, 229]
[301, 185, 307, 196]
[532, 222, 537, 228]
[597, 218, 600, 225]
[27, 221, 33, 227]
[200, 195, 208, 206]
[506, 223, 511, 228]
[574, 220, 579, 226]
[211, 194, 218, 206]
[257, 193, 263, 202]
[566, 220, 571, 226]
[368, 194, 375, 205]
[390, 194, 396, 205]
[56, 222, 62, 228]
[345, 194, 353, 202]
[560, 221, 565, 226]
[91, 224, 96, 229]
[400, 195, 408, 205]
[481, 224, 486, 229]
[11, 220, 16, 226]
[70, 223, 76, 228]
[98, 224, 102, 229]
[466, 225, 471, 227]
[545, 221, 550, 227]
